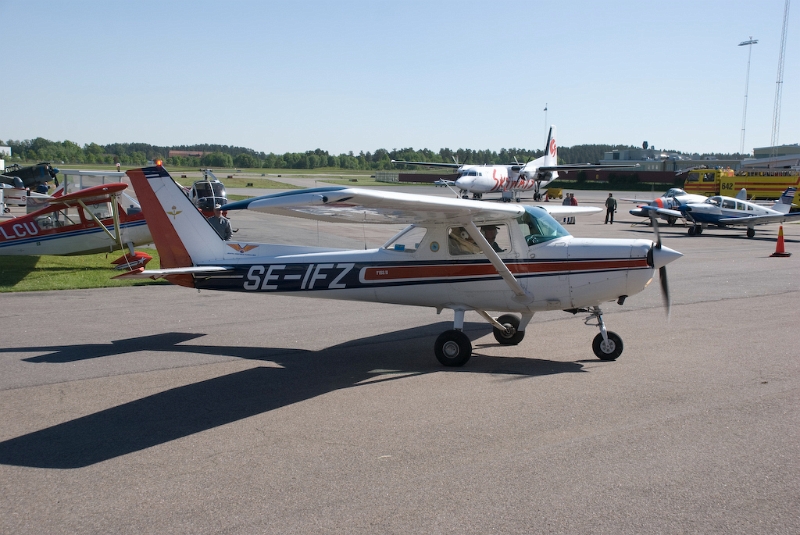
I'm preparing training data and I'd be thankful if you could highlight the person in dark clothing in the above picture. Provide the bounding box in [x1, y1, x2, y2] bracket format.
[604, 193, 617, 224]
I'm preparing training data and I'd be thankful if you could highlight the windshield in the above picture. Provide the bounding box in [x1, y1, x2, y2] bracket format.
[517, 206, 570, 245]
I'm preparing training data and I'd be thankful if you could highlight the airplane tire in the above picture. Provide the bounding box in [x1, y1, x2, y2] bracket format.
[434, 330, 472, 367]
[668, 217, 677, 226]
[493, 314, 525, 345]
[592, 331, 623, 361]
[688, 226, 696, 236]
[696, 226, 703, 235]
[747, 228, 755, 238]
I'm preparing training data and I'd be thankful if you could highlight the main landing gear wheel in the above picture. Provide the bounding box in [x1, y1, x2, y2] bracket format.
[434, 330, 472, 367]
[493, 314, 525, 345]
[747, 228, 755, 238]
[592, 331, 623, 361]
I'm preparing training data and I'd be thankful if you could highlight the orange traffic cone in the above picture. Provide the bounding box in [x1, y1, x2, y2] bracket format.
[771, 226, 791, 257]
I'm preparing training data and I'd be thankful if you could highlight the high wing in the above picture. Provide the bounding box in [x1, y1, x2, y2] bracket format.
[222, 187, 600, 224]
[538, 163, 640, 172]
[718, 212, 800, 226]
[223, 186, 526, 224]
[390, 160, 460, 169]
[537, 206, 601, 216]
[49, 183, 128, 205]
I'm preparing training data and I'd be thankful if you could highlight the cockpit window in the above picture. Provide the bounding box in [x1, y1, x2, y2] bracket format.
[707, 197, 721, 206]
[383, 225, 428, 252]
[517, 206, 570, 246]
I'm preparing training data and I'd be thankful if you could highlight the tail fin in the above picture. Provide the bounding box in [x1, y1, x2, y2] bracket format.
[544, 125, 557, 167]
[543, 125, 558, 183]
[735, 188, 747, 201]
[772, 187, 796, 214]
[126, 166, 229, 269]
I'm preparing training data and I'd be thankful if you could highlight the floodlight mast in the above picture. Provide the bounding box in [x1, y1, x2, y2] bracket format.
[771, 0, 791, 157]
[738, 37, 758, 155]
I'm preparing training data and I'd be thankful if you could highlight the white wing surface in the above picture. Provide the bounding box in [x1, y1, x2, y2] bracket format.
[223, 187, 600, 224]
[224, 187, 525, 224]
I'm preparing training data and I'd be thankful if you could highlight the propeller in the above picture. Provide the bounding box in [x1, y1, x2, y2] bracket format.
[649, 212, 672, 316]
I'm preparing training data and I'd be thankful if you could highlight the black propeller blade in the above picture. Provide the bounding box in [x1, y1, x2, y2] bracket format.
[649, 213, 671, 317]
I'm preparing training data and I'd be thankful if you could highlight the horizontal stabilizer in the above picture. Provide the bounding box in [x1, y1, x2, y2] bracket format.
[112, 266, 230, 280]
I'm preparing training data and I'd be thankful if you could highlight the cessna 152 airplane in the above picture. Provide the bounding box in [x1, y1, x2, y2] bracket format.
[393, 126, 637, 202]
[0, 183, 153, 268]
[119, 165, 681, 366]
[641, 187, 799, 238]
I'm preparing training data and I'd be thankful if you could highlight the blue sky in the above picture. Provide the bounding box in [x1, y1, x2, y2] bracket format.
[2, 0, 797, 155]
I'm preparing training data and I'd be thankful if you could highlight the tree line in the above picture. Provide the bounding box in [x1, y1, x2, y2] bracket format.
[1, 137, 744, 171]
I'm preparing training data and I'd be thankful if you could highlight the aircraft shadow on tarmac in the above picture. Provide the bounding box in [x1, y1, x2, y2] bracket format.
[0, 323, 584, 469]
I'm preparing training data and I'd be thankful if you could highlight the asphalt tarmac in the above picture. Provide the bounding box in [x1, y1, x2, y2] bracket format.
[1, 185, 799, 534]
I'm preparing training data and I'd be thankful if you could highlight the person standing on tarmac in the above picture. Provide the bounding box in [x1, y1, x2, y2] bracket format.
[604, 193, 617, 224]
[208, 204, 232, 240]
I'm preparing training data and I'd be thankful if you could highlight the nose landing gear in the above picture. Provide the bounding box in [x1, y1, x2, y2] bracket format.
[584, 306, 624, 360]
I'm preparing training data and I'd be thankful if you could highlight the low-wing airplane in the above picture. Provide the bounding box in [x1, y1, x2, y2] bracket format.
[625, 188, 709, 225]
[393, 126, 637, 202]
[118, 165, 681, 366]
[0, 162, 60, 193]
[0, 183, 153, 268]
[641, 187, 799, 238]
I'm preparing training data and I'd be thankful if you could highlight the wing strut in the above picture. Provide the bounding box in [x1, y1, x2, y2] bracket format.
[77, 196, 123, 247]
[465, 220, 533, 303]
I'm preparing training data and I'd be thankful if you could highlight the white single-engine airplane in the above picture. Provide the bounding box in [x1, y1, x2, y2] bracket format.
[642, 187, 799, 238]
[393, 126, 637, 202]
[120, 166, 681, 366]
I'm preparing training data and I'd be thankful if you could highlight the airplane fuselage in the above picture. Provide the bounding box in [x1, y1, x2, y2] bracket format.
[685, 196, 781, 226]
[0, 203, 151, 255]
[193, 230, 657, 313]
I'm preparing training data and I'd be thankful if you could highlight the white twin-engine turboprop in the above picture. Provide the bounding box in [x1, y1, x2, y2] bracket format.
[392, 125, 638, 202]
[120, 166, 681, 367]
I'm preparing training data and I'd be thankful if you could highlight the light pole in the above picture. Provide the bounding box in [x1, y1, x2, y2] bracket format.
[738, 37, 758, 155]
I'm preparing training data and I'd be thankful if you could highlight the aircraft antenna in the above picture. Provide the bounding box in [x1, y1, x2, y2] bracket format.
[738, 37, 758, 155]
[543, 103, 548, 147]
[770, 0, 791, 157]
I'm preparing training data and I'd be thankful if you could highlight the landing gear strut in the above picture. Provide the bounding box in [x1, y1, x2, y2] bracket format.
[584, 306, 623, 360]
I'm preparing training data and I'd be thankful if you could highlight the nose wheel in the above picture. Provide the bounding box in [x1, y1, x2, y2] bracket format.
[584, 306, 624, 361]
[592, 331, 623, 360]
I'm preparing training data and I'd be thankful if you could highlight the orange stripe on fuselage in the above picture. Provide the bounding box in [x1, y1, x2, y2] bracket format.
[362, 259, 648, 281]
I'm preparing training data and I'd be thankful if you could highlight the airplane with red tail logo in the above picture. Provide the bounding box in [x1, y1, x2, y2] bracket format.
[0, 183, 153, 269]
[393, 126, 638, 202]
[118, 165, 681, 366]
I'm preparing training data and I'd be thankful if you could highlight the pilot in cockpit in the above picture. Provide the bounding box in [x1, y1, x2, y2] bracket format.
[480, 225, 505, 252]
